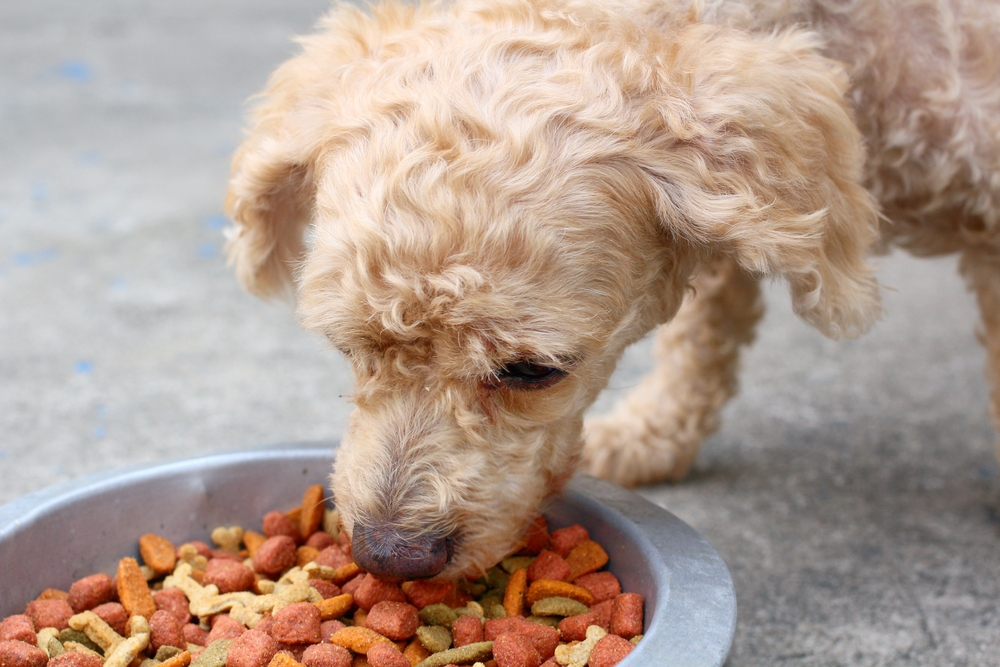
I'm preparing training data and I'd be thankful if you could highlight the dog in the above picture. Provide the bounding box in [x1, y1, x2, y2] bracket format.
[224, 0, 1000, 581]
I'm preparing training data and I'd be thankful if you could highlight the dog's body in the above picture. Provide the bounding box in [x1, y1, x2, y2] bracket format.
[225, 0, 1000, 579]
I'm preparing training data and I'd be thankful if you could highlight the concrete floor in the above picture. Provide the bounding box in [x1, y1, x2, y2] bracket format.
[2, 1, 999, 665]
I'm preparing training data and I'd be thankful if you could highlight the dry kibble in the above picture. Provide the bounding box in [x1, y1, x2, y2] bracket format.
[154, 589, 192, 626]
[414, 625, 451, 654]
[328, 627, 394, 654]
[528, 598, 589, 618]
[608, 594, 643, 639]
[364, 602, 419, 641]
[502, 569, 527, 619]
[205, 559, 256, 594]
[525, 552, 569, 584]
[492, 632, 540, 667]
[117, 558, 157, 619]
[586, 635, 633, 667]
[0, 616, 35, 645]
[225, 629, 279, 667]
[299, 485, 326, 539]
[524, 581, 593, 607]
[67, 574, 115, 613]
[47, 653, 103, 667]
[314, 595, 354, 622]
[564, 541, 608, 582]
[401, 581, 454, 610]
[411, 641, 492, 667]
[253, 536, 297, 577]
[35, 589, 69, 602]
[211, 527, 245, 554]
[364, 643, 408, 667]
[570, 573, 619, 604]
[0, 640, 51, 667]
[149, 610, 186, 652]
[207, 616, 245, 644]
[301, 644, 351, 667]
[262, 512, 302, 543]
[450, 615, 483, 648]
[353, 576, 407, 612]
[140, 534, 178, 575]
[270, 603, 321, 644]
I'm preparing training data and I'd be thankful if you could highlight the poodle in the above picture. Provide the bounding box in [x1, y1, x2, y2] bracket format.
[224, 0, 1000, 580]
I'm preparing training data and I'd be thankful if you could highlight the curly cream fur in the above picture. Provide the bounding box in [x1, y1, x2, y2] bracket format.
[225, 0, 999, 577]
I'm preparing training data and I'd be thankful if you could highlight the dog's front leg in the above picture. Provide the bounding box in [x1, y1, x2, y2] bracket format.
[582, 256, 763, 486]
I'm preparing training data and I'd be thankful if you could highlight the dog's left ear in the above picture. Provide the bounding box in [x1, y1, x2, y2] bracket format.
[635, 23, 881, 338]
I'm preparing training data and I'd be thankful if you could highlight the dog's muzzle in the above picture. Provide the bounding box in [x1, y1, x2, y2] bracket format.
[351, 523, 453, 580]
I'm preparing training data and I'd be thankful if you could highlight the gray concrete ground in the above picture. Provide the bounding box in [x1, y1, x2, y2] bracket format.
[2, 1, 999, 665]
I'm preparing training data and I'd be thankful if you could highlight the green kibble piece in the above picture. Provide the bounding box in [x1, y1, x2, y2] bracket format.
[500, 556, 534, 573]
[154, 647, 183, 662]
[457, 579, 487, 597]
[531, 597, 591, 617]
[416, 625, 453, 653]
[454, 601, 484, 618]
[483, 600, 507, 620]
[630, 634, 644, 645]
[190, 639, 232, 667]
[419, 603, 458, 627]
[485, 567, 510, 591]
[525, 615, 562, 628]
[414, 641, 493, 667]
[138, 659, 161, 667]
[58, 629, 101, 655]
[44, 638, 65, 659]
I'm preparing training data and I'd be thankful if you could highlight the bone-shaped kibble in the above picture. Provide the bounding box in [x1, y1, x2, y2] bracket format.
[68, 611, 126, 653]
[210, 526, 244, 553]
[554, 625, 607, 667]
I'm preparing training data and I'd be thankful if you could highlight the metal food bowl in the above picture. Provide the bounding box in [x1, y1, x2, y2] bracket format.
[0, 444, 736, 665]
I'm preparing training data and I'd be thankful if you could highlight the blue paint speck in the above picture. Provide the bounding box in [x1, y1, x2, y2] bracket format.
[197, 242, 220, 259]
[75, 360, 94, 375]
[203, 214, 227, 230]
[13, 247, 58, 266]
[78, 150, 102, 165]
[31, 182, 50, 201]
[110, 277, 127, 291]
[59, 60, 92, 82]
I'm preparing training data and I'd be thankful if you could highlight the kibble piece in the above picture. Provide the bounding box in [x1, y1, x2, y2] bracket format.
[529, 597, 589, 618]
[270, 603, 321, 644]
[517, 516, 549, 556]
[191, 640, 234, 667]
[24, 599, 74, 631]
[570, 573, 619, 604]
[587, 634, 633, 667]
[263, 512, 302, 543]
[207, 616, 246, 643]
[0, 616, 36, 644]
[328, 627, 393, 654]
[411, 641, 492, 667]
[0, 640, 57, 667]
[523, 581, 593, 607]
[511, 622, 558, 662]
[353, 576, 407, 612]
[492, 632, 540, 667]
[588, 600, 614, 629]
[564, 541, 608, 582]
[297, 547, 320, 567]
[117, 558, 157, 618]
[525, 552, 569, 584]
[502, 569, 527, 619]
[153, 589, 192, 626]
[546, 526, 588, 559]
[242, 532, 267, 558]
[402, 640, 430, 666]
[90, 602, 128, 637]
[319, 621, 345, 644]
[364, 643, 408, 667]
[305, 532, 335, 551]
[67, 574, 115, 613]
[301, 643, 350, 667]
[417, 604, 457, 628]
[308, 580, 341, 600]
[299, 485, 326, 539]
[226, 629, 279, 667]
[400, 580, 454, 609]
[556, 613, 604, 642]
[140, 534, 178, 576]
[205, 559, 256, 594]
[450, 615, 483, 648]
[47, 652, 104, 667]
[211, 528, 245, 554]
[608, 594, 642, 639]
[314, 594, 354, 622]
[414, 625, 451, 654]
[150, 610, 186, 652]
[253, 536, 298, 577]
[314, 547, 352, 571]
[523, 616, 559, 630]
[364, 602, 419, 642]
[160, 650, 193, 667]
[184, 624, 210, 647]
[36, 589, 70, 602]
[553, 625, 605, 667]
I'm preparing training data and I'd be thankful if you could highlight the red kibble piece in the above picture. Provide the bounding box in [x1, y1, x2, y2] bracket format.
[314, 547, 352, 570]
[450, 615, 483, 647]
[252, 535, 297, 577]
[588, 634, 635, 667]
[514, 621, 559, 661]
[526, 551, 570, 583]
[226, 628, 279, 667]
[517, 516, 549, 556]
[0, 616, 36, 644]
[319, 620, 345, 643]
[308, 580, 341, 599]
[547, 525, 589, 558]
[572, 572, 620, 603]
[365, 643, 409, 667]
[0, 640, 48, 667]
[178, 541, 213, 559]
[484, 616, 525, 641]
[153, 589, 192, 625]
[149, 610, 185, 652]
[275, 644, 306, 661]
[92, 603, 128, 636]
[305, 532, 336, 551]
[262, 511, 303, 543]
[67, 573, 115, 613]
[301, 643, 351, 667]
[340, 575, 365, 597]
[208, 615, 246, 643]
[401, 579, 455, 609]
[540, 660, 559, 667]
[492, 632, 541, 667]
[48, 653, 104, 667]
[211, 550, 245, 563]
[24, 599, 74, 631]
[254, 617, 274, 636]
[557, 612, 605, 642]
[270, 602, 322, 644]
[205, 559, 256, 593]
[609, 593, 643, 639]
[353, 575, 407, 611]
[364, 601, 419, 641]
[589, 600, 615, 627]
[183, 623, 210, 647]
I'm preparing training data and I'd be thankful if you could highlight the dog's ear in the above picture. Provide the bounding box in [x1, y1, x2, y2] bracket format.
[635, 24, 881, 338]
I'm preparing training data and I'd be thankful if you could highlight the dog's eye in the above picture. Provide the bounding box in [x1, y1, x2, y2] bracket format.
[495, 361, 567, 390]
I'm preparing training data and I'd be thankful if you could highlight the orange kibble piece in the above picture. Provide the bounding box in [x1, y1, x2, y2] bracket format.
[268, 653, 305, 667]
[299, 484, 326, 538]
[503, 568, 528, 618]
[297, 546, 320, 567]
[402, 640, 430, 667]
[159, 651, 192, 667]
[139, 533, 177, 575]
[315, 594, 354, 621]
[566, 540, 609, 581]
[243, 530, 267, 557]
[117, 557, 157, 618]
[331, 562, 362, 586]
[328, 626, 394, 653]
[36, 589, 69, 601]
[524, 579, 595, 607]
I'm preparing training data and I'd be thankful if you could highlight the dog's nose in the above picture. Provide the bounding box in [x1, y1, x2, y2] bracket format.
[351, 523, 451, 580]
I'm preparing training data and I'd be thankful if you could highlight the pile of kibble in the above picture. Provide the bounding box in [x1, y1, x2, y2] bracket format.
[0, 484, 643, 667]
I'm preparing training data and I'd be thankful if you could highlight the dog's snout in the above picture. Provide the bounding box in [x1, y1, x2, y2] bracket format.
[351, 523, 452, 581]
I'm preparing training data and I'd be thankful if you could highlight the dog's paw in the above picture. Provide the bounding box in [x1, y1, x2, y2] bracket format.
[581, 414, 692, 487]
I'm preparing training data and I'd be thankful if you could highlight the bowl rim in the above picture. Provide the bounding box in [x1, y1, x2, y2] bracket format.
[0, 443, 735, 665]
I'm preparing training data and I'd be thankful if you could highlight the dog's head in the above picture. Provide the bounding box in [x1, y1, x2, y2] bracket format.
[225, 0, 880, 579]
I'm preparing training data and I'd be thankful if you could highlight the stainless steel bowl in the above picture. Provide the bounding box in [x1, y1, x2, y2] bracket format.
[0, 444, 735, 665]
